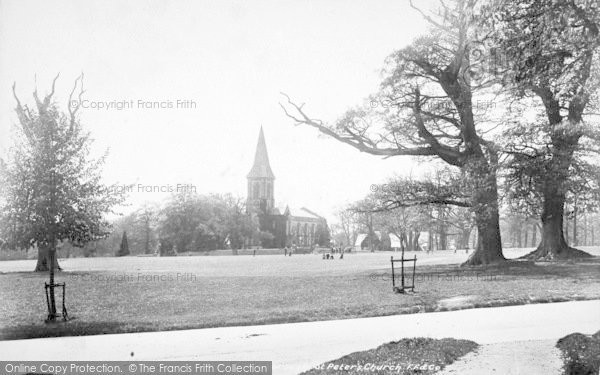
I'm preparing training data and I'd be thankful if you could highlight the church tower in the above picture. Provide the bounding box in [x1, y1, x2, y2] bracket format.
[247, 127, 275, 214]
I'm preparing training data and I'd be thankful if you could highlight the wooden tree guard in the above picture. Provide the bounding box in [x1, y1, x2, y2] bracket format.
[44, 282, 69, 322]
[391, 250, 416, 294]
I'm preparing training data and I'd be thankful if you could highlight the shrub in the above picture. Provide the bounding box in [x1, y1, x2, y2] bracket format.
[556, 331, 600, 375]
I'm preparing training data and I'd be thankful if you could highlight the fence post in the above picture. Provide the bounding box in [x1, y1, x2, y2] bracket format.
[401, 249, 405, 290]
[391, 256, 395, 288]
[412, 255, 417, 291]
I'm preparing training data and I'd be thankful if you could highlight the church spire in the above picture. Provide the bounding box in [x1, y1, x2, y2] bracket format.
[247, 126, 275, 179]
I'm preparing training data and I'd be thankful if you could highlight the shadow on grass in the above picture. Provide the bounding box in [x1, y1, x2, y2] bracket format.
[417, 257, 600, 279]
[0, 320, 157, 340]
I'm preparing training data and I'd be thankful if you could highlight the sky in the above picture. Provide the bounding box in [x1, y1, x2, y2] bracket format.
[0, 0, 437, 222]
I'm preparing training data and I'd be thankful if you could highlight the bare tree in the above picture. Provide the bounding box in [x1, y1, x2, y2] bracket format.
[336, 208, 360, 248]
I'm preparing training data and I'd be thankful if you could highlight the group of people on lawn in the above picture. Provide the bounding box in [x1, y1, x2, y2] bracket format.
[323, 246, 344, 260]
[283, 245, 296, 256]
[280, 244, 345, 260]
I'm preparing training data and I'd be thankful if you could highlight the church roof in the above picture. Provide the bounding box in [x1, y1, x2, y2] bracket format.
[284, 206, 324, 220]
[247, 127, 275, 179]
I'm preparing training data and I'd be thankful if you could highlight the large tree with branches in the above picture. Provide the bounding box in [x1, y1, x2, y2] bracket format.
[0, 75, 122, 318]
[490, 0, 600, 259]
[281, 0, 505, 265]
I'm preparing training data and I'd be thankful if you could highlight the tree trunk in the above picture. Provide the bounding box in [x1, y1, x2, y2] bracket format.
[564, 216, 569, 243]
[520, 108, 591, 260]
[413, 231, 421, 251]
[367, 214, 374, 252]
[438, 217, 448, 251]
[583, 214, 587, 246]
[573, 205, 578, 246]
[459, 227, 471, 250]
[462, 165, 505, 266]
[34, 245, 61, 272]
[38, 241, 59, 320]
[144, 226, 151, 254]
[428, 228, 433, 252]
[522, 192, 590, 260]
[464, 213, 504, 265]
[399, 231, 407, 252]
[48, 247, 57, 320]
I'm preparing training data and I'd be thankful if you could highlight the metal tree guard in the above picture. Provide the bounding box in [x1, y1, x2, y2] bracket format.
[44, 282, 68, 322]
[391, 249, 416, 294]
[44, 250, 68, 322]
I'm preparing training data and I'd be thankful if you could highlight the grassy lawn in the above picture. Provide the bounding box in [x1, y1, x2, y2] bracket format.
[300, 338, 479, 375]
[1, 250, 599, 340]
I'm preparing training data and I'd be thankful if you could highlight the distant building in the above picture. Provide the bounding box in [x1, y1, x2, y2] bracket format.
[246, 127, 328, 248]
[389, 234, 402, 250]
[354, 231, 383, 251]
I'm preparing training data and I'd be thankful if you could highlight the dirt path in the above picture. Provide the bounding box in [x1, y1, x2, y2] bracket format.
[437, 339, 563, 375]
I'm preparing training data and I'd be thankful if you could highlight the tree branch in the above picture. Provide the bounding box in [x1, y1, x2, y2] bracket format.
[280, 92, 439, 158]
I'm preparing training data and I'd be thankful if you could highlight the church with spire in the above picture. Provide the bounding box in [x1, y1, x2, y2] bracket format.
[246, 127, 329, 248]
